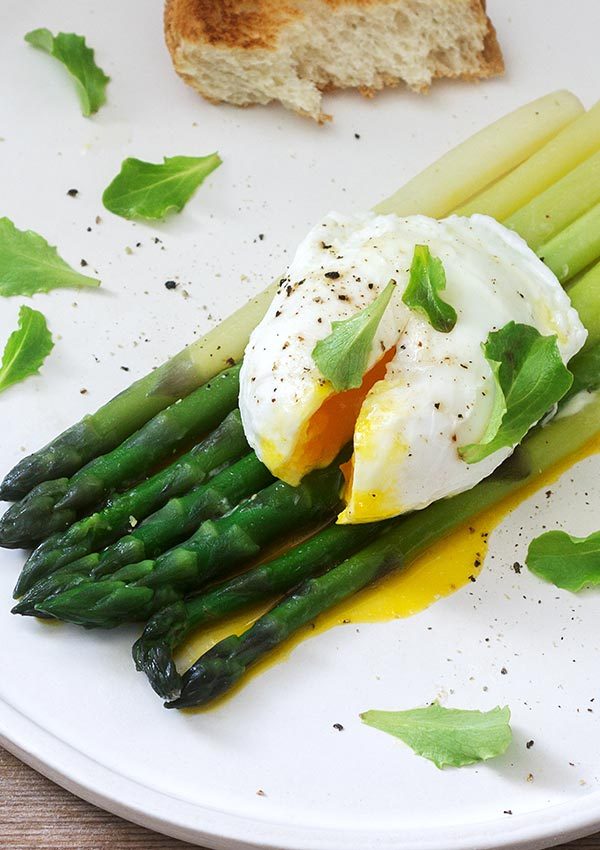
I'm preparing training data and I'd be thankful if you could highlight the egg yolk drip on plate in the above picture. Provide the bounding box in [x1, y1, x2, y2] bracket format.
[239, 212, 586, 523]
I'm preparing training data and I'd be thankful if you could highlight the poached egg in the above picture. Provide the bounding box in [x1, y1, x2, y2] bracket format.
[239, 212, 586, 523]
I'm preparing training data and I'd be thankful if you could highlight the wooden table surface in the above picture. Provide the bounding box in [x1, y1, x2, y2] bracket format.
[1, 746, 598, 850]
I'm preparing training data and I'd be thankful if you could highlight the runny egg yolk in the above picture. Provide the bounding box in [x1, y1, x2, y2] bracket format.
[287, 347, 396, 481]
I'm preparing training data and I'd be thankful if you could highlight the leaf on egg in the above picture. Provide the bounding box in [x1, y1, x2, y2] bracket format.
[563, 343, 600, 401]
[312, 279, 396, 392]
[0, 217, 101, 297]
[459, 322, 573, 464]
[361, 702, 512, 769]
[0, 306, 54, 394]
[526, 528, 600, 591]
[102, 154, 222, 221]
[25, 28, 110, 116]
[402, 244, 457, 333]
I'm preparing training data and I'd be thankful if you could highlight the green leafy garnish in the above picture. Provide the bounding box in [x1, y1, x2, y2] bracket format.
[25, 29, 109, 116]
[0, 306, 54, 394]
[312, 279, 396, 392]
[0, 218, 100, 297]
[526, 529, 600, 591]
[459, 322, 573, 464]
[402, 244, 457, 333]
[361, 703, 512, 769]
[564, 344, 600, 400]
[102, 154, 223, 221]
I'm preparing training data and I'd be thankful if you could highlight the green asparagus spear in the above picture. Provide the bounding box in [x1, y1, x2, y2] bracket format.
[15, 452, 274, 615]
[36, 462, 345, 628]
[134, 522, 381, 699]
[12, 554, 103, 618]
[1, 365, 241, 548]
[92, 452, 273, 578]
[12, 555, 159, 617]
[53, 364, 241, 513]
[167, 544, 396, 708]
[15, 554, 195, 619]
[12, 410, 250, 597]
[0, 336, 246, 502]
[0, 479, 75, 548]
[167, 391, 600, 709]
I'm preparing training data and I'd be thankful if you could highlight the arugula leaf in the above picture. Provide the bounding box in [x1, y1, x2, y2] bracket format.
[0, 306, 54, 394]
[361, 703, 512, 769]
[526, 529, 600, 591]
[25, 29, 109, 116]
[459, 322, 573, 464]
[0, 218, 100, 297]
[402, 244, 457, 333]
[102, 154, 223, 221]
[564, 344, 600, 400]
[312, 280, 396, 392]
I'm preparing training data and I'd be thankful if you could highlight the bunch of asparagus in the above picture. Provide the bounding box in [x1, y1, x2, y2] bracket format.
[1, 91, 599, 710]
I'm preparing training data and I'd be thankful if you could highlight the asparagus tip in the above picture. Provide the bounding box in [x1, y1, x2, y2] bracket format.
[133, 641, 183, 702]
[54, 489, 81, 511]
[11, 599, 53, 618]
[55, 473, 107, 511]
[12, 600, 31, 616]
[14, 558, 51, 598]
[164, 636, 246, 709]
[0, 469, 33, 502]
[14, 571, 35, 599]
[0, 526, 30, 549]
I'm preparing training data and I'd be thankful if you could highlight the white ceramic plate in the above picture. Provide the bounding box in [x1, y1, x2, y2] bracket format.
[1, 1, 599, 848]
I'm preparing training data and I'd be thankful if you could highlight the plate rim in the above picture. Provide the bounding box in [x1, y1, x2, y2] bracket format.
[3, 670, 600, 850]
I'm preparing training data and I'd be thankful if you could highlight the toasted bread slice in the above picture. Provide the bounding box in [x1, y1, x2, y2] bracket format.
[165, 0, 504, 122]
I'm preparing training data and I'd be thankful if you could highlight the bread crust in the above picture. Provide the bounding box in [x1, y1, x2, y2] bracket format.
[478, 13, 504, 78]
[165, 0, 302, 50]
[164, 0, 504, 117]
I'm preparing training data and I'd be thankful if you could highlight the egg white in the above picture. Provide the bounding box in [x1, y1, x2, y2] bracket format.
[239, 211, 587, 522]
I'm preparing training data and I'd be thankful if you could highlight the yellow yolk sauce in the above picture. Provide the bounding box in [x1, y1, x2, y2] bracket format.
[177, 433, 600, 706]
